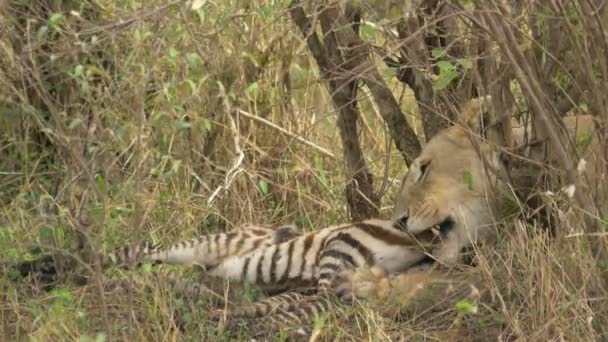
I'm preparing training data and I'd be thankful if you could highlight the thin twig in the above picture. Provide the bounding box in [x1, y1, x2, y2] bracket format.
[237, 109, 335, 158]
[566, 232, 608, 238]
[76, 0, 185, 37]
[207, 112, 245, 206]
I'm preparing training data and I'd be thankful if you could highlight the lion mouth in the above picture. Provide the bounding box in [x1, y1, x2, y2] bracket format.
[410, 217, 454, 244]
[436, 218, 454, 237]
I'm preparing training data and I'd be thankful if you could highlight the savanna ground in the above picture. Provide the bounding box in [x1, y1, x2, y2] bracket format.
[1, 1, 607, 341]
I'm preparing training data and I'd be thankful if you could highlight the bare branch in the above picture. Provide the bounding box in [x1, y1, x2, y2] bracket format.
[289, 1, 379, 220]
[237, 109, 335, 158]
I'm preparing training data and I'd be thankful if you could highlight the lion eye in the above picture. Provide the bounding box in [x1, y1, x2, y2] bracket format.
[420, 161, 429, 175]
[418, 159, 431, 181]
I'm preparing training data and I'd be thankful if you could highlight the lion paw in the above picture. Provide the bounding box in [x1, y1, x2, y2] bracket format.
[348, 266, 392, 301]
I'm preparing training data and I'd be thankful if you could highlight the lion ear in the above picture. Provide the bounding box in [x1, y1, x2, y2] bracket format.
[460, 95, 492, 130]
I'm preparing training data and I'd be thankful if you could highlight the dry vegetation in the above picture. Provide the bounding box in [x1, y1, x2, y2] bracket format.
[1, 0, 607, 341]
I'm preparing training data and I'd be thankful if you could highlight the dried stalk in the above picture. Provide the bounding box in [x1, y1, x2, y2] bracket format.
[237, 109, 335, 158]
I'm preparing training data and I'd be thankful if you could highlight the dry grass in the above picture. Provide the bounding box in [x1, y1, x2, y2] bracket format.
[1, 1, 607, 341]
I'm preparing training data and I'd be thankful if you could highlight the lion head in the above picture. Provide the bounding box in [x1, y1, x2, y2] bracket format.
[392, 97, 508, 264]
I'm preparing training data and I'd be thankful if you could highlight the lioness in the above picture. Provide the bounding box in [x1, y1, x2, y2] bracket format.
[391, 98, 603, 266]
[391, 97, 508, 266]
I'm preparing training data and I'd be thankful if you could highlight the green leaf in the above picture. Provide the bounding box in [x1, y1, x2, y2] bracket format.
[50, 286, 74, 307]
[169, 47, 179, 59]
[140, 262, 153, 273]
[202, 118, 212, 131]
[68, 118, 82, 129]
[360, 22, 377, 38]
[170, 159, 182, 174]
[455, 299, 478, 314]
[433, 69, 459, 90]
[462, 170, 474, 190]
[576, 131, 593, 147]
[258, 179, 270, 195]
[48, 13, 63, 31]
[385, 66, 399, 78]
[437, 61, 455, 73]
[54, 224, 66, 247]
[457, 57, 473, 69]
[95, 174, 107, 194]
[175, 120, 192, 130]
[433, 60, 459, 90]
[431, 48, 446, 59]
[80, 80, 90, 94]
[191, 0, 206, 11]
[73, 64, 84, 78]
[245, 81, 259, 96]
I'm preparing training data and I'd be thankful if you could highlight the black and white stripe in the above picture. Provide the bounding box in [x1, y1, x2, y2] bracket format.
[108, 223, 300, 269]
[207, 219, 433, 295]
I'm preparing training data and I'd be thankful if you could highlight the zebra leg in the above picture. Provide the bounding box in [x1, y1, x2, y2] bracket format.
[211, 290, 313, 320]
[224, 293, 338, 333]
[107, 223, 301, 269]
